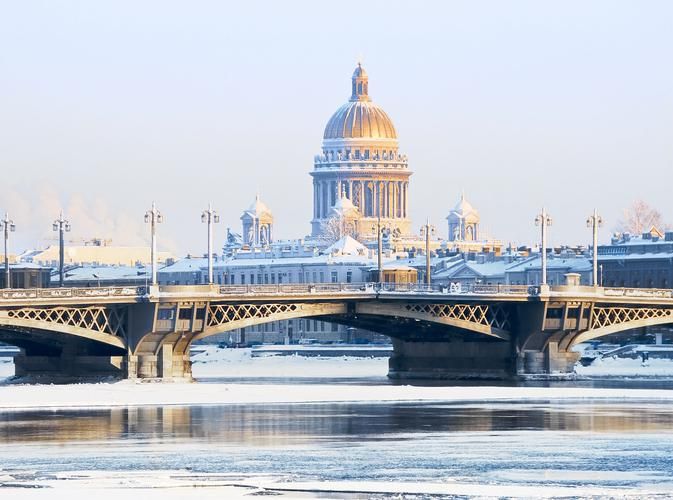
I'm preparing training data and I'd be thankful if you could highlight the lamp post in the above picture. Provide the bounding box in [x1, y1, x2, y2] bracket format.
[371, 216, 385, 285]
[420, 218, 436, 286]
[201, 203, 220, 285]
[1, 213, 16, 289]
[535, 208, 552, 285]
[587, 208, 603, 287]
[144, 202, 163, 286]
[52, 211, 71, 287]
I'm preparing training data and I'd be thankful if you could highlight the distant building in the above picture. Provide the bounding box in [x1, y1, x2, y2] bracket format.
[61, 265, 150, 288]
[241, 195, 274, 247]
[0, 263, 52, 289]
[598, 231, 673, 288]
[20, 239, 174, 267]
[431, 249, 592, 287]
[311, 63, 411, 240]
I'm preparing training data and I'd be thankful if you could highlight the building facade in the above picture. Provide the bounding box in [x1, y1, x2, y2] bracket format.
[311, 63, 412, 240]
[598, 231, 673, 288]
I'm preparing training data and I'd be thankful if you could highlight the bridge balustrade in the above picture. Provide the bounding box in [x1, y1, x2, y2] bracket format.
[603, 287, 673, 299]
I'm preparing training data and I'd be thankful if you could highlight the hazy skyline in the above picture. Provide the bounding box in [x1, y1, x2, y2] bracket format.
[2, 1, 672, 256]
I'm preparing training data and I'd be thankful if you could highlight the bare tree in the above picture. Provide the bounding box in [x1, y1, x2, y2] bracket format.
[617, 200, 666, 235]
[319, 215, 360, 245]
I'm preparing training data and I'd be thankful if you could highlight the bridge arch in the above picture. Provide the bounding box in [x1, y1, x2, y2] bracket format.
[560, 306, 673, 349]
[192, 302, 349, 342]
[0, 307, 127, 352]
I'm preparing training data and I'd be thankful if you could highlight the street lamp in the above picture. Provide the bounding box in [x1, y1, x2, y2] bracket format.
[587, 208, 603, 287]
[144, 202, 163, 286]
[1, 213, 16, 289]
[420, 218, 436, 286]
[52, 211, 71, 287]
[201, 203, 220, 285]
[371, 217, 386, 285]
[534, 208, 553, 285]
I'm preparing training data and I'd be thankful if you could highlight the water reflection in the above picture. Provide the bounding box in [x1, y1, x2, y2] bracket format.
[2, 402, 673, 446]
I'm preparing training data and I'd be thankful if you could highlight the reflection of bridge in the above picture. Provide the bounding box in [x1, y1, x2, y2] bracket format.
[1, 282, 673, 380]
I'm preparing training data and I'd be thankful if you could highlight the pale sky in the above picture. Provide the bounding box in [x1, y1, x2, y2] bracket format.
[2, 1, 672, 256]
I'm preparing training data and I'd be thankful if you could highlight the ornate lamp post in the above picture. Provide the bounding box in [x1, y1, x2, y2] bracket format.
[52, 211, 71, 287]
[372, 216, 383, 285]
[144, 202, 163, 286]
[1, 213, 16, 289]
[587, 208, 603, 287]
[420, 218, 436, 286]
[535, 208, 553, 285]
[201, 203, 220, 285]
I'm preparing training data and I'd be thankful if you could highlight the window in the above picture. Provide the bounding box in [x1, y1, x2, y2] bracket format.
[354, 150, 360, 159]
[241, 274, 245, 284]
[258, 274, 263, 284]
[364, 149, 370, 159]
[319, 271, 325, 282]
[346, 271, 352, 283]
[312, 271, 317, 283]
[250, 274, 255, 284]
[271, 273, 275, 284]
[331, 271, 338, 283]
[179, 309, 192, 320]
[264, 274, 269, 284]
[157, 309, 175, 320]
[331, 322, 338, 332]
[320, 321, 325, 332]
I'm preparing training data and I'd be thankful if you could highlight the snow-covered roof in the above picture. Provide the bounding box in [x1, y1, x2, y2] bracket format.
[63, 265, 149, 281]
[322, 235, 368, 256]
[506, 255, 592, 272]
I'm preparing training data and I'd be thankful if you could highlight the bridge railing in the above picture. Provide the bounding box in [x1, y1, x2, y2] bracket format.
[0, 286, 147, 301]
[602, 287, 673, 299]
[215, 282, 535, 296]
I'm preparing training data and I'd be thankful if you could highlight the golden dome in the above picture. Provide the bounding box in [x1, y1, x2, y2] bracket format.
[323, 63, 397, 140]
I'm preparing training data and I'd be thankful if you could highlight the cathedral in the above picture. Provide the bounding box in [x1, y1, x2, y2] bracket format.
[311, 63, 412, 240]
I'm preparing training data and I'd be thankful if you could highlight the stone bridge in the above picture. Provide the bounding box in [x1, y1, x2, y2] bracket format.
[1, 282, 672, 380]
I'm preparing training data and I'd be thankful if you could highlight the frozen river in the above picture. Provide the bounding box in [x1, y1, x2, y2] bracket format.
[2, 350, 673, 497]
[2, 400, 673, 498]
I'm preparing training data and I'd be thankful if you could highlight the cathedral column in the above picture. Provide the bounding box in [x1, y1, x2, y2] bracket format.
[390, 182, 394, 218]
[313, 181, 318, 219]
[322, 181, 328, 218]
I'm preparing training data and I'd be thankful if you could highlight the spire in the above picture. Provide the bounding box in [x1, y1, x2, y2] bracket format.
[350, 62, 370, 102]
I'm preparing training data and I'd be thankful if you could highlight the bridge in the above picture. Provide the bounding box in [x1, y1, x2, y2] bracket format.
[1, 281, 673, 380]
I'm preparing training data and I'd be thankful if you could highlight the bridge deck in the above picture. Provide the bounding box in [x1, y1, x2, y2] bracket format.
[0, 283, 672, 307]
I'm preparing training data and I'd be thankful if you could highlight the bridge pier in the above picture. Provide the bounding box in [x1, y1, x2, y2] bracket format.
[517, 342, 580, 378]
[14, 351, 125, 379]
[388, 338, 517, 380]
[124, 350, 192, 381]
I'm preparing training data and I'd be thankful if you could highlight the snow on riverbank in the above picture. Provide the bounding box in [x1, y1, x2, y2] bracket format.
[191, 345, 389, 378]
[0, 470, 659, 500]
[2, 380, 673, 411]
[576, 356, 673, 377]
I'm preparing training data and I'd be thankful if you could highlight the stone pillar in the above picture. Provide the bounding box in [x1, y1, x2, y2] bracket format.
[388, 338, 516, 380]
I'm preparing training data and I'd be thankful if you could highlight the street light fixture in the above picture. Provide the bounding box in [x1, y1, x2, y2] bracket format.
[52, 211, 71, 287]
[1, 213, 16, 289]
[371, 217, 386, 285]
[535, 208, 553, 285]
[201, 203, 220, 285]
[420, 218, 436, 286]
[144, 202, 163, 286]
[586, 208, 604, 287]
